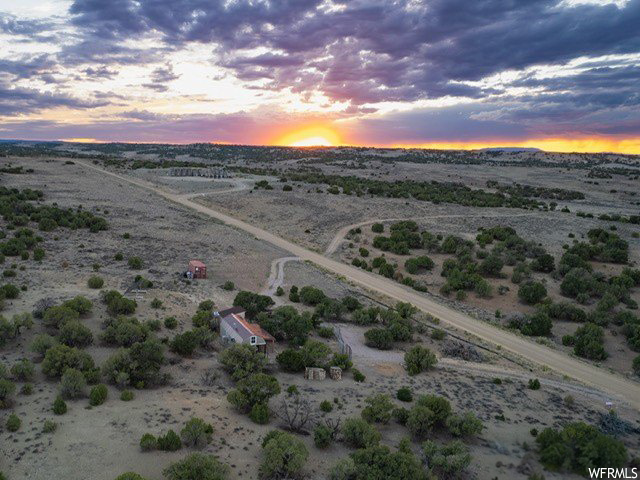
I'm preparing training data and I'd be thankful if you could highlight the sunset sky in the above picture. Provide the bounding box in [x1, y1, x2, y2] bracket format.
[1, 0, 639, 152]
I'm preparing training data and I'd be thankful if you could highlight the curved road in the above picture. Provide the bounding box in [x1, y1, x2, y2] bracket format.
[262, 256, 301, 297]
[180, 178, 252, 199]
[76, 160, 640, 410]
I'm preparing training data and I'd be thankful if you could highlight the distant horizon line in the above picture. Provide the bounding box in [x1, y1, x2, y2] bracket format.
[3, 138, 640, 157]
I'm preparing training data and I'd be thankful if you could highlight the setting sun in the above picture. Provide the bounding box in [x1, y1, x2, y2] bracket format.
[276, 126, 341, 147]
[288, 136, 331, 147]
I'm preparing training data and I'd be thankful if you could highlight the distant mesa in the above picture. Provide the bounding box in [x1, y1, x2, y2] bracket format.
[478, 147, 542, 153]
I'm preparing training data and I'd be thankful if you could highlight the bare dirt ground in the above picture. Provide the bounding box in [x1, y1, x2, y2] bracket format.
[1, 156, 639, 480]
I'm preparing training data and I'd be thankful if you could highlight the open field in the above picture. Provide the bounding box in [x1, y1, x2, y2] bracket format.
[1, 149, 639, 480]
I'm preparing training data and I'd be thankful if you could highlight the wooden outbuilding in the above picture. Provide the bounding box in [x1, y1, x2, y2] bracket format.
[188, 260, 207, 279]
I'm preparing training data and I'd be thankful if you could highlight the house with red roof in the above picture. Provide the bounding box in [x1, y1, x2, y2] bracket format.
[216, 307, 275, 354]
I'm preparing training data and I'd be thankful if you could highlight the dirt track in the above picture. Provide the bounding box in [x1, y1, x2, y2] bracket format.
[76, 159, 640, 410]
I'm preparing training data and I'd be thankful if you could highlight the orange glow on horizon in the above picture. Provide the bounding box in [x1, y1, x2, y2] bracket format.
[55, 133, 640, 154]
[274, 126, 342, 147]
[385, 137, 640, 154]
[59, 138, 101, 143]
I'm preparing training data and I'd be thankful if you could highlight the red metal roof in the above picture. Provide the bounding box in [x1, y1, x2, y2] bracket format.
[189, 260, 206, 267]
[234, 314, 276, 342]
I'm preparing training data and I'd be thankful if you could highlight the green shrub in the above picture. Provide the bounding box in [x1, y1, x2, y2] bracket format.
[102, 290, 137, 316]
[352, 368, 365, 382]
[164, 316, 178, 329]
[11, 359, 35, 381]
[115, 473, 146, 480]
[342, 417, 381, 448]
[87, 276, 104, 289]
[518, 281, 548, 305]
[102, 339, 165, 388]
[276, 349, 305, 373]
[157, 429, 182, 451]
[1, 283, 19, 299]
[393, 407, 410, 425]
[6, 413, 21, 431]
[249, 403, 270, 424]
[114, 252, 124, 261]
[361, 394, 394, 424]
[140, 433, 157, 452]
[423, 440, 471, 478]
[342, 444, 425, 480]
[404, 346, 437, 375]
[63, 296, 93, 315]
[528, 378, 541, 390]
[0, 378, 16, 408]
[53, 395, 67, 415]
[150, 298, 163, 309]
[101, 315, 149, 347]
[313, 423, 332, 449]
[119, 389, 134, 401]
[222, 281, 235, 291]
[43, 305, 79, 328]
[227, 373, 280, 414]
[329, 353, 352, 371]
[42, 419, 57, 433]
[163, 453, 230, 480]
[181, 418, 213, 449]
[219, 343, 267, 381]
[42, 344, 96, 378]
[320, 400, 333, 413]
[260, 430, 308, 479]
[573, 323, 608, 360]
[59, 321, 94, 348]
[128, 257, 143, 269]
[171, 330, 200, 356]
[299, 286, 327, 306]
[364, 328, 394, 350]
[89, 384, 108, 406]
[232, 291, 274, 317]
[536, 422, 627, 475]
[633, 356, 640, 377]
[407, 407, 436, 439]
[445, 412, 484, 437]
[60, 368, 87, 399]
[371, 223, 384, 233]
[30, 333, 58, 357]
[396, 387, 413, 402]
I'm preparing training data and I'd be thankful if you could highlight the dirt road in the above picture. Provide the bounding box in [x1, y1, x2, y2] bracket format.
[75, 160, 640, 410]
[262, 256, 300, 298]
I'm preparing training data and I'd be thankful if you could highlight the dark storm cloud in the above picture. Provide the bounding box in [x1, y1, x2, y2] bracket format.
[1, 0, 639, 143]
[83, 66, 118, 79]
[66, 0, 640, 105]
[0, 54, 57, 80]
[142, 63, 180, 92]
[0, 111, 279, 143]
[0, 81, 110, 115]
[0, 13, 58, 42]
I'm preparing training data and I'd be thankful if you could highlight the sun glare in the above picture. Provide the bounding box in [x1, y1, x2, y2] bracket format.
[276, 126, 341, 147]
[290, 136, 332, 147]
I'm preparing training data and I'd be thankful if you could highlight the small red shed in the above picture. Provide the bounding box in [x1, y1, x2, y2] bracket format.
[188, 260, 207, 279]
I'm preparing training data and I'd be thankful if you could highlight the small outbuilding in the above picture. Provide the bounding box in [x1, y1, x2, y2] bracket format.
[188, 260, 207, 279]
